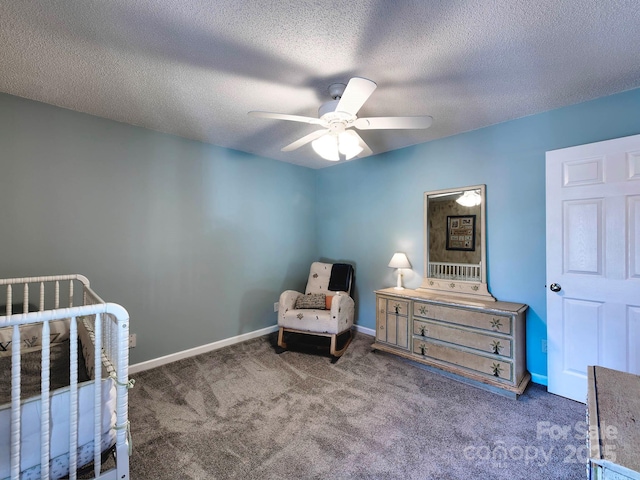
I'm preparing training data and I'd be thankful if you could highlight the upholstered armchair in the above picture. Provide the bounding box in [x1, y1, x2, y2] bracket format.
[277, 262, 355, 358]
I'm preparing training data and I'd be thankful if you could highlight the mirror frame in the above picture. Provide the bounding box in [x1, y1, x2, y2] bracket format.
[418, 184, 496, 301]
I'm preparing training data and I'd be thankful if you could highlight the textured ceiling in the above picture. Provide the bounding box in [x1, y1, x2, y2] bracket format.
[1, 1, 639, 169]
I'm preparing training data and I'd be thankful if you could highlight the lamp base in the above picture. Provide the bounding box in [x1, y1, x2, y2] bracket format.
[394, 270, 404, 290]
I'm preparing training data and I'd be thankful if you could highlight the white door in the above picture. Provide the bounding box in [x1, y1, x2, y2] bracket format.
[546, 133, 640, 402]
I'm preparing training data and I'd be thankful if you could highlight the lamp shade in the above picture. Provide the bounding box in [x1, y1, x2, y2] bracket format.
[388, 252, 411, 269]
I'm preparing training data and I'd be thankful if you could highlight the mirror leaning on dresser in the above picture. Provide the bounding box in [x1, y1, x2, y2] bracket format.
[372, 185, 530, 398]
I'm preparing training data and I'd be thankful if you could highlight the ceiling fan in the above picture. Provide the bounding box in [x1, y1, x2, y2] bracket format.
[248, 77, 433, 161]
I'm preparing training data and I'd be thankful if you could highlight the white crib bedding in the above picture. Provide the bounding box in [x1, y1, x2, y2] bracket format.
[0, 320, 117, 480]
[0, 379, 117, 480]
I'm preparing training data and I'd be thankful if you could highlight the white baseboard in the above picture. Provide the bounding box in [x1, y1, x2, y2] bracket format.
[129, 325, 279, 374]
[530, 373, 548, 386]
[354, 324, 375, 337]
[130, 323, 375, 374]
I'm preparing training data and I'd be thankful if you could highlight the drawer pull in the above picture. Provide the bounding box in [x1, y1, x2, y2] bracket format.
[490, 318, 503, 331]
[491, 362, 503, 377]
[380, 325, 385, 330]
[491, 340, 502, 355]
[418, 305, 428, 315]
[380, 308, 386, 314]
[419, 343, 428, 355]
[393, 303, 401, 314]
[420, 325, 428, 337]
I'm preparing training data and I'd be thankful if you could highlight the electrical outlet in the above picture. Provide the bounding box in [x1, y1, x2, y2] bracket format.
[129, 333, 137, 348]
[541, 339, 547, 353]
[274, 302, 279, 312]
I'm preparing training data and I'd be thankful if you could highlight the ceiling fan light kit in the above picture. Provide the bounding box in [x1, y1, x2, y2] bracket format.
[248, 77, 433, 163]
[312, 130, 363, 161]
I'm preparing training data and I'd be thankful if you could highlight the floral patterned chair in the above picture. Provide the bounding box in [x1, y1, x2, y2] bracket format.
[277, 262, 355, 359]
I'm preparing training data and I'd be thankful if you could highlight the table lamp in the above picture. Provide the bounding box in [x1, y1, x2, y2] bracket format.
[388, 252, 412, 290]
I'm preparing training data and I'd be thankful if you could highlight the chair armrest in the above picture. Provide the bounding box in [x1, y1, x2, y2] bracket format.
[330, 293, 355, 330]
[278, 290, 302, 316]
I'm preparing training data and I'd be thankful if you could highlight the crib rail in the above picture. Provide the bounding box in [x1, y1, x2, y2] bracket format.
[0, 275, 130, 480]
[0, 274, 94, 316]
[428, 262, 481, 281]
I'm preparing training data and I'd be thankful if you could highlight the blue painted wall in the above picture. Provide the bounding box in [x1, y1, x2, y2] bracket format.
[0, 93, 317, 365]
[1, 87, 639, 380]
[316, 87, 640, 384]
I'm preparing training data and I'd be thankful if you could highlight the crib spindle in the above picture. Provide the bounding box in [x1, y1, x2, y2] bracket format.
[55, 281, 60, 309]
[39, 282, 45, 311]
[114, 314, 131, 477]
[69, 316, 79, 480]
[93, 313, 103, 478]
[40, 320, 51, 479]
[69, 280, 74, 308]
[6, 284, 12, 316]
[10, 324, 21, 479]
[23, 284, 28, 314]
[104, 314, 112, 367]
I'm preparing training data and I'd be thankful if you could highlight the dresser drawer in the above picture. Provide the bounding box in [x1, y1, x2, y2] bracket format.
[412, 339, 513, 382]
[413, 301, 512, 335]
[413, 319, 512, 358]
[379, 297, 410, 316]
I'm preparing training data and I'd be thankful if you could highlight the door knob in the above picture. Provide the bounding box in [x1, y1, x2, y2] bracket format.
[550, 283, 562, 292]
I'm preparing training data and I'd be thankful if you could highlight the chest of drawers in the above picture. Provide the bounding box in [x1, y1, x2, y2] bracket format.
[373, 288, 529, 397]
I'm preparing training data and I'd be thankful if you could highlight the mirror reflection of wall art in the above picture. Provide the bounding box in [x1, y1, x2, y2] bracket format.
[446, 215, 476, 251]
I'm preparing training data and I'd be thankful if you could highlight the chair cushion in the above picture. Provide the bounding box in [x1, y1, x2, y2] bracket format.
[280, 309, 342, 335]
[295, 293, 326, 309]
[305, 262, 333, 294]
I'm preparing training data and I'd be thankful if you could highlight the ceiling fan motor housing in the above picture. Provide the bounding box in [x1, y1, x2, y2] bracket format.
[328, 82, 347, 100]
[318, 99, 355, 132]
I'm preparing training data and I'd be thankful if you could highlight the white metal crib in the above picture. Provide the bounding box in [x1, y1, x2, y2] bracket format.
[0, 275, 131, 480]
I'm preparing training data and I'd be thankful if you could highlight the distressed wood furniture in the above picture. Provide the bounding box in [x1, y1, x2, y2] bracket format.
[373, 288, 529, 398]
[587, 366, 640, 479]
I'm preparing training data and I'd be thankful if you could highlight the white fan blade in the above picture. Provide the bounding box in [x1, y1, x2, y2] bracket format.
[335, 77, 377, 116]
[352, 131, 373, 158]
[249, 111, 326, 126]
[354, 116, 433, 130]
[281, 129, 329, 152]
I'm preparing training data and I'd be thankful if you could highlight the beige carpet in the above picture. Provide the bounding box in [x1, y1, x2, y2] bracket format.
[127, 332, 586, 479]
